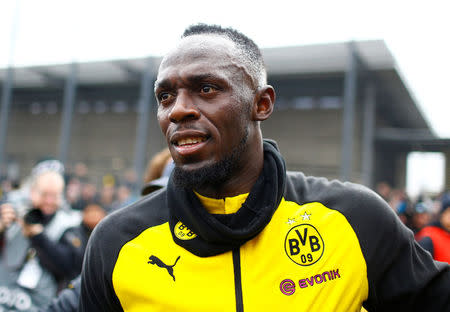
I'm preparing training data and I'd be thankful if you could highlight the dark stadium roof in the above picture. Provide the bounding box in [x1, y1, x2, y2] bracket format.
[0, 39, 431, 133]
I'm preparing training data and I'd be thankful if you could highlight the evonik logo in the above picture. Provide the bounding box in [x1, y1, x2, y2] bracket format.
[280, 269, 341, 296]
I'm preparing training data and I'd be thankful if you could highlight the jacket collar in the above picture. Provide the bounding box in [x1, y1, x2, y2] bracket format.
[167, 139, 286, 257]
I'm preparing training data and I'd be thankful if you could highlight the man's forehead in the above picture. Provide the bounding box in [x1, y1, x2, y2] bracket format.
[160, 34, 238, 69]
[154, 34, 253, 90]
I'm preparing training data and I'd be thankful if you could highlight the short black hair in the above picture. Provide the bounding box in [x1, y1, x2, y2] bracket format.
[182, 23, 267, 87]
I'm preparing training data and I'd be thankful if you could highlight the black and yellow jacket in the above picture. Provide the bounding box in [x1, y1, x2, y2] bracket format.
[79, 141, 450, 311]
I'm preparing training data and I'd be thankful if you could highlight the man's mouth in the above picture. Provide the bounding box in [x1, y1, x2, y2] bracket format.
[171, 135, 210, 157]
[175, 137, 207, 147]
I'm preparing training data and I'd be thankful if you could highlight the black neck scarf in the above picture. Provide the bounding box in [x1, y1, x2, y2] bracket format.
[167, 139, 286, 257]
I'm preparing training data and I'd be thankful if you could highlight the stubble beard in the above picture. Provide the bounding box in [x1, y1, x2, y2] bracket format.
[172, 127, 249, 190]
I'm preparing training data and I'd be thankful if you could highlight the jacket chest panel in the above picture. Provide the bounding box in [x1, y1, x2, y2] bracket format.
[112, 200, 368, 311]
[237, 200, 369, 312]
[113, 222, 237, 312]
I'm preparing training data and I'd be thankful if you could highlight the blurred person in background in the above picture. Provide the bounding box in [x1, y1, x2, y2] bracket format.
[33, 203, 106, 288]
[143, 147, 172, 184]
[141, 160, 174, 196]
[99, 184, 115, 212]
[410, 200, 433, 234]
[26, 202, 106, 292]
[1, 178, 20, 201]
[0, 160, 81, 311]
[141, 147, 174, 196]
[42, 154, 172, 312]
[40, 201, 107, 312]
[65, 178, 83, 211]
[387, 189, 411, 226]
[109, 184, 137, 212]
[122, 168, 139, 195]
[72, 162, 89, 184]
[71, 182, 98, 212]
[416, 192, 450, 263]
[375, 181, 392, 202]
[387, 189, 409, 214]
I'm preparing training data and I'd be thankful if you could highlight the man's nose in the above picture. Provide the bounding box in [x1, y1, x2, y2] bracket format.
[168, 91, 200, 123]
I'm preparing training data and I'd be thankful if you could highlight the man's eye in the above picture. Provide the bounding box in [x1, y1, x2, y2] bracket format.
[159, 93, 171, 102]
[200, 85, 216, 94]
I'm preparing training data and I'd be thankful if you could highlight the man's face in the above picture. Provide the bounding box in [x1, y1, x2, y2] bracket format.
[155, 35, 255, 187]
[30, 173, 64, 215]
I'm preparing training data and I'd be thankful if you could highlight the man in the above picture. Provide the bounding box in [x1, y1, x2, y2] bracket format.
[79, 24, 450, 311]
[42, 204, 106, 312]
[416, 192, 450, 263]
[0, 161, 80, 311]
[30, 201, 106, 290]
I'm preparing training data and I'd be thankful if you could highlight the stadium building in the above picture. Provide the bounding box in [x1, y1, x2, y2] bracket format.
[1, 40, 449, 190]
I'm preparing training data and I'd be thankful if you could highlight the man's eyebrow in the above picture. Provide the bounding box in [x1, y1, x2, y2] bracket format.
[187, 73, 223, 84]
[154, 79, 171, 92]
[154, 73, 226, 91]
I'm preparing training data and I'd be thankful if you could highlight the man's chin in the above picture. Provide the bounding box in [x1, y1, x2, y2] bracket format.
[172, 128, 249, 190]
[172, 159, 232, 190]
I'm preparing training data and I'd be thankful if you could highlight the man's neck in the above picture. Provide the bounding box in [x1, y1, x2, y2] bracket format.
[194, 146, 264, 199]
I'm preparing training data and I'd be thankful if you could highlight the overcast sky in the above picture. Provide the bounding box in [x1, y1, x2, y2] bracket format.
[1, 0, 449, 138]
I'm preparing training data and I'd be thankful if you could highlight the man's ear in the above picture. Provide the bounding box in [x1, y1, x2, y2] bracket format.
[252, 85, 275, 121]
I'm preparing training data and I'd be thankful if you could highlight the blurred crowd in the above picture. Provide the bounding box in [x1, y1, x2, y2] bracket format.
[0, 149, 173, 311]
[0, 157, 448, 311]
[376, 182, 450, 263]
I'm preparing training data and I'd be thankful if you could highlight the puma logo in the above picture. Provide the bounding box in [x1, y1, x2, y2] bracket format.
[148, 255, 180, 281]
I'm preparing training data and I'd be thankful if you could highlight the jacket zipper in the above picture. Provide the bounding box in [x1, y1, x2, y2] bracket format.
[232, 248, 244, 312]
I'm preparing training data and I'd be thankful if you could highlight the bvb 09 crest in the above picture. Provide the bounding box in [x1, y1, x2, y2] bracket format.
[174, 221, 197, 240]
[284, 224, 324, 266]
